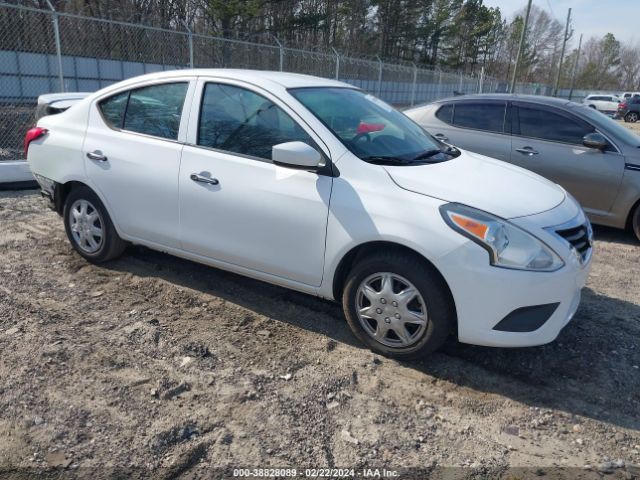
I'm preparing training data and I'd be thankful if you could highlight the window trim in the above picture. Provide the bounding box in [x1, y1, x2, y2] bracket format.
[512, 101, 621, 153]
[95, 78, 194, 144]
[437, 100, 509, 135]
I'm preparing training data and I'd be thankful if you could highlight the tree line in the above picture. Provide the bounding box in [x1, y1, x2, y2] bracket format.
[25, 0, 640, 90]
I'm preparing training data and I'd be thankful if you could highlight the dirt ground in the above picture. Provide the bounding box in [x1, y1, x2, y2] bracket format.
[1, 128, 640, 479]
[1, 195, 639, 479]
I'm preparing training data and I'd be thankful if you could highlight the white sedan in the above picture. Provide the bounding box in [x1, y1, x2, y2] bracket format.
[583, 94, 620, 114]
[26, 69, 592, 358]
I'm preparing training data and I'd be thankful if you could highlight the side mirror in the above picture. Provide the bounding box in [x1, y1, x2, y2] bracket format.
[583, 132, 608, 150]
[272, 141, 322, 170]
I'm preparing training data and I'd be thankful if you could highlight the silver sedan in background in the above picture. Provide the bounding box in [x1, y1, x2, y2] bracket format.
[405, 94, 640, 241]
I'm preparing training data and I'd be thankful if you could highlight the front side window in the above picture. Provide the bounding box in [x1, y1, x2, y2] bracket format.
[290, 87, 449, 163]
[197, 83, 314, 160]
[516, 106, 594, 145]
[452, 102, 505, 133]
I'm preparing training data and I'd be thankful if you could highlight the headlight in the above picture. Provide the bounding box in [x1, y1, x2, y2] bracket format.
[440, 203, 564, 272]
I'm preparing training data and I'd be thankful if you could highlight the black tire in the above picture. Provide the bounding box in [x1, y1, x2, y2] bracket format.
[588, 105, 596, 109]
[342, 251, 455, 359]
[624, 112, 639, 123]
[632, 204, 640, 243]
[63, 186, 126, 263]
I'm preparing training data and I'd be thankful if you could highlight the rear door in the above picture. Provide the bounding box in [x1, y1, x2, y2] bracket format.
[426, 100, 511, 161]
[83, 78, 195, 248]
[510, 102, 625, 214]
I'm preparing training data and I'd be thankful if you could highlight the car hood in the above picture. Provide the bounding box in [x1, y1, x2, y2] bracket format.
[384, 149, 566, 219]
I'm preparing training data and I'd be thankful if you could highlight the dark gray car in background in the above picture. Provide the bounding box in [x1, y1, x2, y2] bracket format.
[404, 94, 640, 241]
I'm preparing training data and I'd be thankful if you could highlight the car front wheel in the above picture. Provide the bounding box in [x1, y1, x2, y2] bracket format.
[342, 251, 455, 359]
[63, 186, 126, 263]
[632, 204, 640, 242]
[625, 112, 639, 123]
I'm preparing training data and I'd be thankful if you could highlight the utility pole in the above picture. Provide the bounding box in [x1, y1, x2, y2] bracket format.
[568, 33, 583, 101]
[553, 8, 572, 97]
[509, 0, 533, 93]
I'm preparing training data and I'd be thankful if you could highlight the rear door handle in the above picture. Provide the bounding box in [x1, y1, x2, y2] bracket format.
[434, 133, 449, 142]
[190, 173, 219, 185]
[515, 147, 539, 156]
[86, 150, 107, 162]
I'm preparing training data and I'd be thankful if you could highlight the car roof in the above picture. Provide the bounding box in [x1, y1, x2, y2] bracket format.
[425, 93, 574, 108]
[111, 68, 352, 90]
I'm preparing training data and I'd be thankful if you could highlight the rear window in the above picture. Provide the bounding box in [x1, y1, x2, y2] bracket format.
[99, 91, 128, 128]
[435, 104, 453, 124]
[452, 102, 505, 133]
[98, 82, 188, 140]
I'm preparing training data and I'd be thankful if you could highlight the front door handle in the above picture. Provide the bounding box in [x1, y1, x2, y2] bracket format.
[434, 133, 449, 142]
[515, 147, 539, 156]
[190, 173, 219, 185]
[86, 150, 107, 162]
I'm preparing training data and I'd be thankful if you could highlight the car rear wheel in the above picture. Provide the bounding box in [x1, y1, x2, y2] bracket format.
[624, 111, 639, 123]
[342, 251, 454, 359]
[63, 186, 126, 263]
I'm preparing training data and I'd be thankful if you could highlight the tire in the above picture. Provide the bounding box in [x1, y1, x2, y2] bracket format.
[342, 251, 455, 359]
[63, 186, 126, 263]
[624, 111, 639, 123]
[588, 105, 596, 109]
[632, 204, 640, 243]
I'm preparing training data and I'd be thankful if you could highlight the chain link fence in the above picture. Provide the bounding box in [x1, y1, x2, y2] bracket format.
[0, 1, 531, 162]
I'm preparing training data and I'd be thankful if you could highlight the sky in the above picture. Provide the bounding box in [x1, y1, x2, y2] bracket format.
[482, 0, 638, 46]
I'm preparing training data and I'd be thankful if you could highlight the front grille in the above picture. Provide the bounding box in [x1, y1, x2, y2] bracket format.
[555, 222, 592, 262]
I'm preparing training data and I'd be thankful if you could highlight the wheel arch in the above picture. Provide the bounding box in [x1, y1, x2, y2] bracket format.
[55, 180, 124, 238]
[330, 240, 457, 330]
[625, 195, 640, 231]
[54, 180, 88, 215]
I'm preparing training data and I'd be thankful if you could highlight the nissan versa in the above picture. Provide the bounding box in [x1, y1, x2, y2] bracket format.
[26, 70, 593, 359]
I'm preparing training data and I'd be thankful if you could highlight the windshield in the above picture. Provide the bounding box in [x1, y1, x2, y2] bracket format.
[574, 103, 640, 147]
[290, 87, 452, 163]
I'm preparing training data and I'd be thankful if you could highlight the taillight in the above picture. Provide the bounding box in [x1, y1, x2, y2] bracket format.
[24, 127, 48, 156]
[620, 103, 627, 109]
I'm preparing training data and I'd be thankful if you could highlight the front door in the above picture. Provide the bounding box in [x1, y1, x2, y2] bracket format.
[179, 81, 332, 286]
[510, 102, 625, 215]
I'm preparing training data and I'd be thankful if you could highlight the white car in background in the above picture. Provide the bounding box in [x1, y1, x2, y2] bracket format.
[620, 92, 640, 102]
[583, 94, 620, 114]
[26, 69, 592, 358]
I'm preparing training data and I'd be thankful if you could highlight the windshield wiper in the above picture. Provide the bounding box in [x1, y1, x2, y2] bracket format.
[361, 155, 413, 165]
[413, 146, 459, 161]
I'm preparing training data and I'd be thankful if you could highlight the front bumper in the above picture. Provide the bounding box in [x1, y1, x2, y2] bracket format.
[435, 201, 592, 348]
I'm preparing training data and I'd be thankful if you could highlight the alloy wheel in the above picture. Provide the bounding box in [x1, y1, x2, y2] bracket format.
[355, 272, 428, 348]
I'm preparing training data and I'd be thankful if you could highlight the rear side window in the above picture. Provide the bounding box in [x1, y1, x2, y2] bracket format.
[516, 106, 594, 144]
[99, 91, 128, 129]
[197, 83, 314, 161]
[435, 104, 453, 124]
[98, 82, 188, 140]
[452, 102, 505, 133]
[124, 83, 188, 140]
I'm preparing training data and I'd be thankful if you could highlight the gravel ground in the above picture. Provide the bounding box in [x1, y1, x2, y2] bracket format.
[1, 118, 640, 479]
